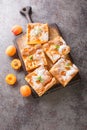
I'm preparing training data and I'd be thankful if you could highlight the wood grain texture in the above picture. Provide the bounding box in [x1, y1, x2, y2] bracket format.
[0, 0, 87, 130]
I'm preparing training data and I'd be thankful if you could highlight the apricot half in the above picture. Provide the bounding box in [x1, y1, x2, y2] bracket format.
[11, 25, 23, 35]
[20, 85, 31, 97]
[5, 74, 17, 85]
[11, 59, 21, 70]
[5, 45, 16, 57]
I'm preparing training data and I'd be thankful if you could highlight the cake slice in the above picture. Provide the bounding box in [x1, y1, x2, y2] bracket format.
[50, 58, 79, 87]
[25, 66, 57, 96]
[43, 36, 70, 63]
[21, 44, 47, 71]
[26, 23, 49, 44]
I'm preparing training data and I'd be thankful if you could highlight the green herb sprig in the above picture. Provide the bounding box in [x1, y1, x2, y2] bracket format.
[36, 76, 44, 82]
[55, 45, 60, 49]
[28, 55, 33, 60]
[66, 63, 71, 67]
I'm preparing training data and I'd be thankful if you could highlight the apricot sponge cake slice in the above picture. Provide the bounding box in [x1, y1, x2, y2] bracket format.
[50, 58, 79, 87]
[26, 23, 49, 44]
[21, 44, 47, 71]
[25, 66, 57, 96]
[43, 36, 70, 63]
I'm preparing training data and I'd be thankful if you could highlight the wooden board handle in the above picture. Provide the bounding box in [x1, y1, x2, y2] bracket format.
[20, 6, 33, 23]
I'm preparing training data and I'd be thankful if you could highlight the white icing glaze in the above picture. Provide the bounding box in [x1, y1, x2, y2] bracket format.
[33, 49, 42, 60]
[62, 75, 69, 81]
[58, 45, 67, 54]
[34, 67, 51, 86]
[49, 45, 56, 51]
[66, 67, 76, 76]
[33, 49, 45, 65]
[40, 32, 48, 41]
[35, 67, 45, 76]
[57, 58, 64, 64]
[61, 38, 66, 44]
[52, 54, 60, 61]
[30, 26, 42, 36]
[32, 76, 42, 88]
[73, 64, 78, 69]
[62, 66, 76, 80]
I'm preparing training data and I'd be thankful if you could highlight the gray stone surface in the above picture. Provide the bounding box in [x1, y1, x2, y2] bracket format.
[0, 0, 87, 130]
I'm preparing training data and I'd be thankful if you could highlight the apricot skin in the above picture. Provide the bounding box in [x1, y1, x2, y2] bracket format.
[11, 25, 23, 35]
[5, 45, 16, 57]
[20, 85, 31, 97]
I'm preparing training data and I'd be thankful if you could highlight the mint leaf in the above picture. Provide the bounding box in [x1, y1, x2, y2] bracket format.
[36, 76, 44, 82]
[66, 63, 71, 66]
[28, 55, 33, 60]
[55, 45, 60, 49]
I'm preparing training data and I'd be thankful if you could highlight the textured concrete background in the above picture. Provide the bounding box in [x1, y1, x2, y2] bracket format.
[0, 0, 87, 130]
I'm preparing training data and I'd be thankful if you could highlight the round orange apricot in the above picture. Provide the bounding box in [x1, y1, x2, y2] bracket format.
[20, 85, 31, 97]
[11, 59, 21, 70]
[5, 74, 17, 85]
[11, 25, 23, 35]
[5, 45, 16, 56]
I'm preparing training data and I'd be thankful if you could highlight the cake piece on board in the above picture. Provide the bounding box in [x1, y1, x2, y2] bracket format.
[50, 58, 79, 87]
[21, 44, 47, 71]
[25, 66, 57, 96]
[43, 36, 70, 63]
[26, 23, 49, 44]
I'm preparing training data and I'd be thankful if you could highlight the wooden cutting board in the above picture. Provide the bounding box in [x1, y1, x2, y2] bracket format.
[14, 7, 80, 98]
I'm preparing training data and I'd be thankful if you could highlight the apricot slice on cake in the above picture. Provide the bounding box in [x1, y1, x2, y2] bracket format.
[5, 74, 17, 85]
[5, 45, 16, 57]
[11, 59, 21, 70]
[20, 85, 31, 97]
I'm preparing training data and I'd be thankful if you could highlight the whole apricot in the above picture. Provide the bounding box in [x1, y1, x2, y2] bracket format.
[11, 25, 23, 35]
[5, 74, 17, 85]
[20, 85, 31, 97]
[5, 45, 16, 56]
